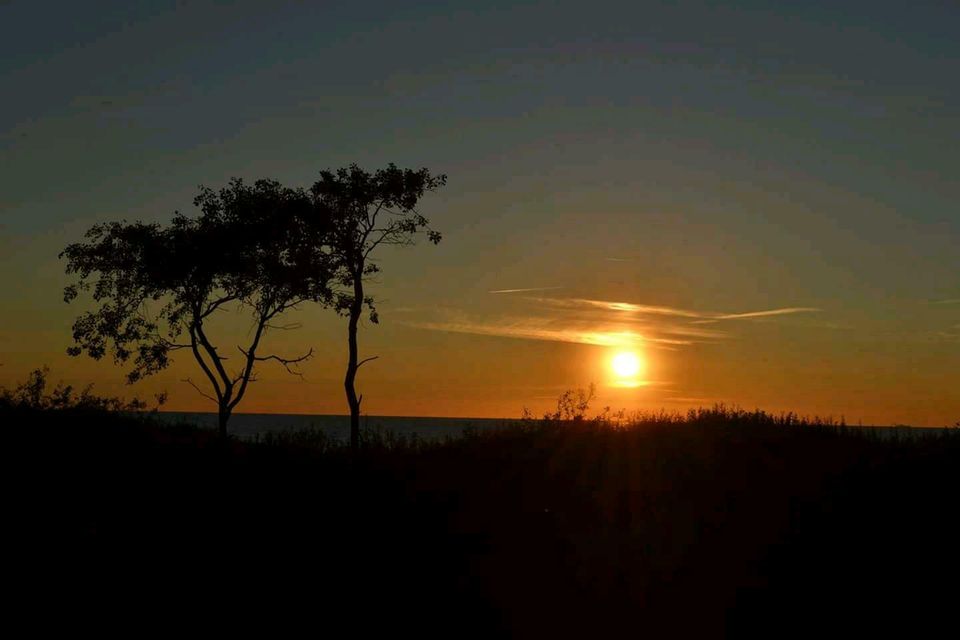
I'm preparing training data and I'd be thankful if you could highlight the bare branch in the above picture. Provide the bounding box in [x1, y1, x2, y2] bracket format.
[194, 320, 232, 382]
[239, 346, 315, 376]
[183, 378, 217, 404]
[158, 335, 192, 350]
[357, 355, 379, 369]
[188, 326, 223, 402]
[201, 294, 237, 319]
[367, 199, 386, 231]
[265, 322, 302, 331]
[227, 310, 270, 411]
[231, 368, 260, 386]
[269, 297, 310, 318]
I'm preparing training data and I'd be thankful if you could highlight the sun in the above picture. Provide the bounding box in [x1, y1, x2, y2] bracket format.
[611, 351, 642, 379]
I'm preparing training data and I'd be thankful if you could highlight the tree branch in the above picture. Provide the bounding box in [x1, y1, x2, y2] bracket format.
[269, 296, 309, 318]
[367, 199, 386, 231]
[183, 377, 217, 404]
[188, 326, 223, 402]
[239, 346, 315, 376]
[357, 355, 379, 369]
[201, 294, 237, 319]
[227, 306, 271, 411]
[159, 336, 192, 350]
[265, 322, 302, 331]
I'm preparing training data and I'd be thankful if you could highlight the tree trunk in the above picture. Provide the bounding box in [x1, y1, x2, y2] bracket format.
[345, 274, 363, 455]
[218, 404, 231, 439]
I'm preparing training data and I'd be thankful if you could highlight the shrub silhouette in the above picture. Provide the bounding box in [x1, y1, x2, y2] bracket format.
[0, 366, 162, 412]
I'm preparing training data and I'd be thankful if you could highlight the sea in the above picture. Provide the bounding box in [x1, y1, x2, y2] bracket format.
[152, 411, 952, 443]
[154, 411, 518, 442]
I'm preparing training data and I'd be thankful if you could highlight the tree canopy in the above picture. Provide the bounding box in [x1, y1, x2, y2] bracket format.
[61, 165, 446, 441]
[310, 163, 447, 451]
[61, 178, 335, 435]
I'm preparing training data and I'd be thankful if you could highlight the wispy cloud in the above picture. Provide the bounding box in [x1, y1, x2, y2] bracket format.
[410, 318, 698, 349]
[408, 296, 818, 351]
[714, 307, 821, 319]
[663, 396, 718, 405]
[488, 286, 564, 294]
[533, 297, 819, 323]
[692, 307, 821, 323]
[529, 297, 703, 318]
[933, 324, 960, 342]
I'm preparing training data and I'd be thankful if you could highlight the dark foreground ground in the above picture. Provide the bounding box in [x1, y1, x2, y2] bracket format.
[8, 406, 959, 637]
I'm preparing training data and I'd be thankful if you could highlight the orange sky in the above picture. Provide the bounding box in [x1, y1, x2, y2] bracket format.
[3, 251, 957, 426]
[1, 2, 958, 426]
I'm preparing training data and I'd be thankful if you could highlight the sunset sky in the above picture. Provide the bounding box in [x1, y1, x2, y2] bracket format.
[2, 1, 957, 425]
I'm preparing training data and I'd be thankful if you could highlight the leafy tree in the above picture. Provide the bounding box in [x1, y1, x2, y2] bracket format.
[61, 179, 334, 437]
[310, 164, 446, 452]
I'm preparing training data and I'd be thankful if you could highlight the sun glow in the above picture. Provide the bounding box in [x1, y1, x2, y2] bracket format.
[611, 351, 643, 378]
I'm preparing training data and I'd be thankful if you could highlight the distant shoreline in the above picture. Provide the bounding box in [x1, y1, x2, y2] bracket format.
[150, 411, 953, 442]
[155, 410, 513, 421]
[154, 410, 952, 428]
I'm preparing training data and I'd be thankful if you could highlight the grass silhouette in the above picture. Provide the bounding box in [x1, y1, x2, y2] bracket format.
[6, 376, 958, 636]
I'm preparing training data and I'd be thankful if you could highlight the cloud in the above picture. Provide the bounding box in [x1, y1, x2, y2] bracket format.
[662, 396, 718, 405]
[533, 297, 819, 323]
[407, 296, 817, 351]
[933, 324, 960, 342]
[407, 301, 728, 350]
[529, 297, 703, 318]
[694, 307, 821, 323]
[488, 286, 564, 294]
[409, 318, 696, 348]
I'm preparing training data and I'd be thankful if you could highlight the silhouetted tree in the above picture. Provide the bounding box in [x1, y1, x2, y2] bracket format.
[310, 164, 446, 452]
[61, 179, 334, 437]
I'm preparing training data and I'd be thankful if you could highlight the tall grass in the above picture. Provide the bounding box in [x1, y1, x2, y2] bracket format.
[5, 375, 958, 636]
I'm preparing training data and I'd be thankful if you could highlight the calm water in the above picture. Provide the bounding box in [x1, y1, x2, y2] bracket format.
[155, 411, 518, 442]
[153, 412, 951, 442]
